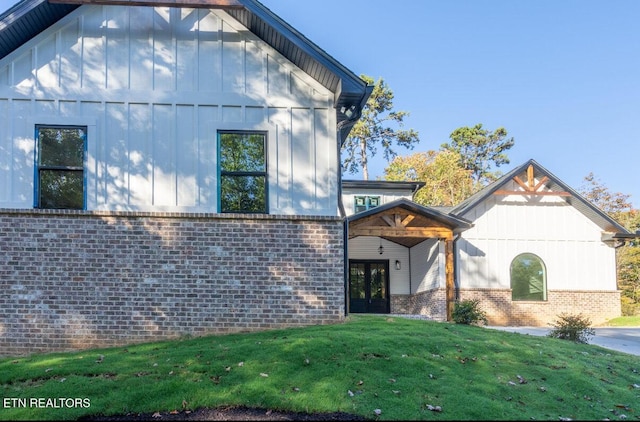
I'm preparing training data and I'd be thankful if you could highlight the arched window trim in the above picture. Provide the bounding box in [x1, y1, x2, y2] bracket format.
[510, 252, 547, 302]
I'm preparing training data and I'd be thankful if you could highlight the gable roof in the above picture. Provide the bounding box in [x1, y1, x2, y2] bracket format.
[347, 198, 472, 248]
[348, 198, 473, 232]
[450, 159, 632, 235]
[0, 0, 371, 139]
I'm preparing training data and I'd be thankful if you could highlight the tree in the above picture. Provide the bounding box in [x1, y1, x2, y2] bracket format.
[617, 212, 640, 315]
[384, 150, 475, 207]
[440, 123, 515, 185]
[341, 75, 419, 180]
[578, 173, 639, 315]
[579, 172, 633, 218]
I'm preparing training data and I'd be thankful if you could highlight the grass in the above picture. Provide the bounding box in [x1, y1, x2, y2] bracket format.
[600, 315, 640, 327]
[1, 315, 639, 421]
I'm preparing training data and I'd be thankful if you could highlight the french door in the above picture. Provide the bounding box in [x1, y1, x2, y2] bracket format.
[349, 260, 390, 314]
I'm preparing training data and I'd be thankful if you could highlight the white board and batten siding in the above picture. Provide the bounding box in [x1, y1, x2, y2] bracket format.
[341, 188, 415, 216]
[348, 236, 444, 295]
[409, 238, 443, 294]
[456, 188, 618, 292]
[0, 5, 338, 215]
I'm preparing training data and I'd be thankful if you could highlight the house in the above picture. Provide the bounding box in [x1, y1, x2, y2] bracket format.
[344, 159, 634, 326]
[0, 0, 632, 358]
[0, 0, 371, 356]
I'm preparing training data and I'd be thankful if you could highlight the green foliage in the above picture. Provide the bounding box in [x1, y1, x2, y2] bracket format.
[452, 299, 488, 325]
[440, 123, 515, 185]
[384, 150, 476, 207]
[342, 75, 419, 180]
[2, 315, 639, 421]
[616, 210, 640, 316]
[578, 172, 633, 218]
[602, 315, 640, 326]
[547, 313, 595, 344]
[578, 176, 639, 318]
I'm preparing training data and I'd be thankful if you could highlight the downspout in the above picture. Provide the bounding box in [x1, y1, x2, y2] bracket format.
[337, 119, 356, 318]
[337, 122, 351, 318]
[337, 86, 372, 317]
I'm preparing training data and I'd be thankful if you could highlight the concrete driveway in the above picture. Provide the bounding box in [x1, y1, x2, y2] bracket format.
[486, 326, 640, 356]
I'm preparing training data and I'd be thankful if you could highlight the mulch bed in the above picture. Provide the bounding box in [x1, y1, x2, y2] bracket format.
[78, 405, 371, 421]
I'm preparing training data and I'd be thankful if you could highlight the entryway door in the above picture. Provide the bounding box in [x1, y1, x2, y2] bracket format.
[349, 260, 390, 314]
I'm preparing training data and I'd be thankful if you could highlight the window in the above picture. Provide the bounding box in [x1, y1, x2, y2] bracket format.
[510, 253, 547, 301]
[35, 125, 86, 210]
[354, 195, 380, 213]
[219, 131, 267, 213]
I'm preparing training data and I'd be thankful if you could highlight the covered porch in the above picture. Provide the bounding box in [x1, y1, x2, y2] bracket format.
[346, 199, 472, 321]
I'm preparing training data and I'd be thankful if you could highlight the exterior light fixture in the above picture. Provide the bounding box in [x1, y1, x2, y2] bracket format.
[378, 239, 384, 255]
[341, 105, 356, 118]
[395, 260, 401, 270]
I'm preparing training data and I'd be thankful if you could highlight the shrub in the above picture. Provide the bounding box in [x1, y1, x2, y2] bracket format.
[547, 313, 595, 344]
[452, 299, 488, 325]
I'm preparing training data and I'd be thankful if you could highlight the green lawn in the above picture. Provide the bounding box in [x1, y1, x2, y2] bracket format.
[1, 315, 639, 421]
[600, 315, 640, 327]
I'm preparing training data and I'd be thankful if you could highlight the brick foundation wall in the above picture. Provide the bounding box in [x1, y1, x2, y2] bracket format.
[459, 288, 621, 326]
[391, 289, 447, 321]
[0, 209, 345, 356]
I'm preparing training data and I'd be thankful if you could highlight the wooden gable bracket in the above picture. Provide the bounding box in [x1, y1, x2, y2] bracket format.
[493, 164, 571, 197]
[349, 212, 454, 240]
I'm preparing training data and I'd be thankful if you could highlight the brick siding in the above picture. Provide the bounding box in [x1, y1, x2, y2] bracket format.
[390, 288, 620, 326]
[0, 209, 345, 356]
[458, 288, 621, 326]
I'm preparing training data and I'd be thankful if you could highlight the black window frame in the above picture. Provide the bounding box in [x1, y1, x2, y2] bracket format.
[218, 130, 268, 214]
[34, 125, 87, 210]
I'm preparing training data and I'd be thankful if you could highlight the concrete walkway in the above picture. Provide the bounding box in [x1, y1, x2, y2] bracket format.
[486, 326, 640, 356]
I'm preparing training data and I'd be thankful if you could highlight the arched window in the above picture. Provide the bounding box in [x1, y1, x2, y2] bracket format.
[510, 253, 547, 301]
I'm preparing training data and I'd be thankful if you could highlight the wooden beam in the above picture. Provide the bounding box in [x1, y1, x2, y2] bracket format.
[381, 215, 395, 227]
[48, 0, 244, 8]
[349, 227, 453, 239]
[401, 215, 415, 227]
[527, 164, 535, 188]
[532, 176, 550, 192]
[512, 175, 530, 191]
[445, 238, 454, 322]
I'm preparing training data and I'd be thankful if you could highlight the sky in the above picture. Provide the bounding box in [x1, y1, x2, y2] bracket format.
[1, 0, 638, 208]
[258, 0, 640, 209]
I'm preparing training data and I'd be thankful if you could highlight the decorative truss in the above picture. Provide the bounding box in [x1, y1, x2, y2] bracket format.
[493, 164, 570, 197]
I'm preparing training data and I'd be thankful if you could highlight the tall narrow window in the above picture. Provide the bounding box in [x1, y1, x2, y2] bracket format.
[510, 253, 547, 301]
[219, 131, 267, 213]
[36, 125, 86, 210]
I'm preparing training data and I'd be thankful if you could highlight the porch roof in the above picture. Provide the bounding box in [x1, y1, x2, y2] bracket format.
[347, 198, 473, 248]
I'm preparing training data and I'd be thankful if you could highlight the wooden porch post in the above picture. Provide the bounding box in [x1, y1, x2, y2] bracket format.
[444, 234, 454, 321]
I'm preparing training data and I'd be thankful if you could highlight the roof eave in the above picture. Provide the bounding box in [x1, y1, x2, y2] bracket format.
[450, 159, 632, 235]
[347, 198, 474, 233]
[0, 0, 371, 132]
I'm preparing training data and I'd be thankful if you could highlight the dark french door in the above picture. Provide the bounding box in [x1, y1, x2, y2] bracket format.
[349, 260, 390, 314]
